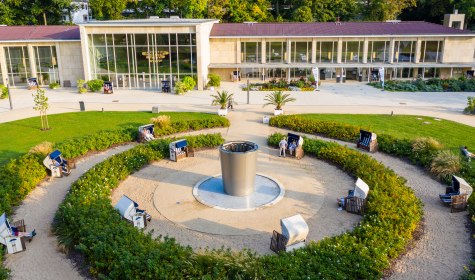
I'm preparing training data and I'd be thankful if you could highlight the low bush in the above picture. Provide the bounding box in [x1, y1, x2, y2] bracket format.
[269, 115, 361, 142]
[48, 82, 60, 89]
[182, 76, 196, 91]
[174, 81, 188, 95]
[54, 132, 421, 279]
[150, 115, 171, 131]
[0, 248, 8, 280]
[411, 137, 443, 166]
[154, 116, 230, 136]
[0, 85, 8, 99]
[28, 141, 53, 156]
[465, 97, 475, 115]
[207, 73, 221, 87]
[76, 79, 87, 93]
[86, 79, 104, 92]
[368, 78, 475, 92]
[430, 150, 462, 181]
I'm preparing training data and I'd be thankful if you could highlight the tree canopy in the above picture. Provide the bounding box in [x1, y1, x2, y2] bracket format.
[0, 0, 473, 30]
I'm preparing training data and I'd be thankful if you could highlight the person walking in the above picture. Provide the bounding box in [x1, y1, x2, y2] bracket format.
[279, 137, 288, 157]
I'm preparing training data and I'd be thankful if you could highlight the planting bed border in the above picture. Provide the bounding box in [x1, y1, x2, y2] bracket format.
[52, 131, 422, 279]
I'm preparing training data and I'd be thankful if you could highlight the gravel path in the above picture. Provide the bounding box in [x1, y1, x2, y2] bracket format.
[3, 109, 472, 279]
[4, 144, 136, 280]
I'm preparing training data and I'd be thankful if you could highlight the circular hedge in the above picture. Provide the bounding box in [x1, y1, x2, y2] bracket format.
[54, 133, 422, 279]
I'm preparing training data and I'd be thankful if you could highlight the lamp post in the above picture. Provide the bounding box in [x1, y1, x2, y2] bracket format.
[6, 77, 12, 110]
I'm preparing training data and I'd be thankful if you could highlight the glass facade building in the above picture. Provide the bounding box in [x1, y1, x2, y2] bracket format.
[88, 33, 197, 88]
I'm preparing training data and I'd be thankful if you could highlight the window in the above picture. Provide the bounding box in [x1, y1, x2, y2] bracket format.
[241, 42, 260, 63]
[394, 41, 415, 63]
[88, 32, 197, 88]
[368, 41, 389, 63]
[266, 42, 286, 63]
[421, 41, 442, 63]
[317, 41, 337, 63]
[5, 46, 30, 87]
[291, 42, 310, 63]
[342, 41, 363, 63]
[34, 46, 59, 85]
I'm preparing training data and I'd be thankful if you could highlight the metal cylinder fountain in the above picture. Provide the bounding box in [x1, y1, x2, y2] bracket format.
[219, 141, 258, 196]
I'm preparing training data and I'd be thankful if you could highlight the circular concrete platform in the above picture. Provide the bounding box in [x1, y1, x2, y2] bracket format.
[192, 174, 284, 211]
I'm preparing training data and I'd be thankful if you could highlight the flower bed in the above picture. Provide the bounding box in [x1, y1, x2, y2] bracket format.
[52, 131, 421, 279]
[243, 78, 315, 91]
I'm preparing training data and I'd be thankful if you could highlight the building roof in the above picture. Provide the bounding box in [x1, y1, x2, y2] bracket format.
[210, 21, 475, 37]
[0, 25, 80, 42]
[79, 18, 219, 27]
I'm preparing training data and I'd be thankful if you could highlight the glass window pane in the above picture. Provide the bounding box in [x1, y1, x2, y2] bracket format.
[156, 34, 169, 45]
[178, 46, 192, 73]
[320, 42, 335, 63]
[242, 42, 260, 63]
[6, 46, 30, 86]
[113, 34, 127, 45]
[114, 47, 129, 73]
[368, 41, 388, 62]
[92, 34, 106, 45]
[178, 34, 191, 45]
[135, 34, 148, 46]
[156, 46, 170, 73]
[170, 34, 177, 45]
[268, 42, 285, 63]
[343, 41, 361, 63]
[136, 46, 150, 73]
[292, 42, 309, 63]
[423, 41, 440, 62]
[191, 34, 196, 45]
[395, 41, 414, 62]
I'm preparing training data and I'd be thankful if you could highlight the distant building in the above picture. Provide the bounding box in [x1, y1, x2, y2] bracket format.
[0, 14, 473, 89]
[63, 0, 90, 24]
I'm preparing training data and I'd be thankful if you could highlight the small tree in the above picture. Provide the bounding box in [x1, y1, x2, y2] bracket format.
[211, 90, 234, 109]
[33, 88, 50, 130]
[263, 91, 296, 110]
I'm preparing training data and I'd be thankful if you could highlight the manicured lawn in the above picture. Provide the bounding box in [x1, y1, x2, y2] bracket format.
[298, 114, 475, 151]
[0, 111, 220, 165]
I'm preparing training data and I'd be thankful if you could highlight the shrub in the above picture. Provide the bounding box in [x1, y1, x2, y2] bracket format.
[410, 137, 443, 166]
[182, 76, 196, 91]
[368, 78, 475, 92]
[49, 82, 60, 89]
[28, 141, 53, 156]
[151, 115, 171, 132]
[0, 85, 8, 99]
[464, 97, 475, 115]
[208, 73, 221, 87]
[174, 81, 188, 95]
[86, 79, 104, 92]
[430, 150, 462, 181]
[77, 79, 87, 93]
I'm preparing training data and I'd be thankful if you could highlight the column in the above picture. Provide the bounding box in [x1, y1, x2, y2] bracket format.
[236, 39, 241, 64]
[414, 38, 422, 64]
[0, 47, 8, 85]
[286, 39, 291, 64]
[337, 38, 342, 64]
[79, 26, 91, 81]
[27, 44, 37, 78]
[389, 39, 395, 64]
[55, 42, 64, 86]
[311, 39, 317, 64]
[363, 38, 369, 64]
[261, 39, 266, 64]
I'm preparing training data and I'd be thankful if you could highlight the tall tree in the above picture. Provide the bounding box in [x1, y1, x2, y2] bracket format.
[454, 0, 475, 28]
[0, 0, 71, 25]
[363, 0, 417, 21]
[90, 0, 129, 20]
[126, 0, 166, 18]
[312, 0, 360, 22]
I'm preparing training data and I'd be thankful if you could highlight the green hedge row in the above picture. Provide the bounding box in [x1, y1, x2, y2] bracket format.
[267, 133, 423, 278]
[155, 117, 230, 136]
[52, 131, 421, 279]
[270, 115, 448, 167]
[368, 77, 475, 92]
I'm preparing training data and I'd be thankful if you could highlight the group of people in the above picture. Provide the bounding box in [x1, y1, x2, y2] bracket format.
[278, 137, 297, 158]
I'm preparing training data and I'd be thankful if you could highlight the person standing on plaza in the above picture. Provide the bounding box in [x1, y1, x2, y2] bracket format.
[279, 137, 288, 157]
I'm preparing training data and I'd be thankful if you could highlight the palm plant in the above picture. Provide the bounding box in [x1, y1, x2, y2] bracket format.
[211, 90, 234, 109]
[263, 91, 296, 110]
